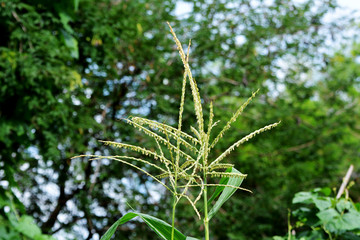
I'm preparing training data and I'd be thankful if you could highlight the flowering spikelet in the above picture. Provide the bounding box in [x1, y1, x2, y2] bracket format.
[130, 118, 198, 153]
[177, 39, 191, 136]
[156, 172, 171, 179]
[209, 121, 281, 168]
[210, 89, 259, 149]
[125, 118, 195, 161]
[191, 126, 201, 141]
[209, 163, 234, 171]
[131, 116, 199, 145]
[110, 155, 167, 173]
[207, 102, 214, 137]
[180, 159, 201, 170]
[99, 140, 170, 164]
[176, 41, 191, 172]
[167, 22, 204, 134]
[207, 171, 247, 179]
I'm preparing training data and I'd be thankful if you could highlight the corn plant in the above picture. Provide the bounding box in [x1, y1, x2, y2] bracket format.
[74, 23, 280, 240]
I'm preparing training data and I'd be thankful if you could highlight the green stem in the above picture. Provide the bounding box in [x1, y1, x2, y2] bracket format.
[203, 173, 209, 240]
[171, 163, 178, 240]
[171, 194, 177, 240]
[323, 225, 333, 240]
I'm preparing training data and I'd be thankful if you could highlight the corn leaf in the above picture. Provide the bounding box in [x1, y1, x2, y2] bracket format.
[100, 211, 186, 240]
[207, 168, 233, 205]
[208, 168, 245, 220]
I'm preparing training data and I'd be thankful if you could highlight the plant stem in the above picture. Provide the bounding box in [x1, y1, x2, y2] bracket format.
[171, 162, 178, 240]
[171, 194, 177, 240]
[203, 172, 209, 240]
[323, 225, 333, 240]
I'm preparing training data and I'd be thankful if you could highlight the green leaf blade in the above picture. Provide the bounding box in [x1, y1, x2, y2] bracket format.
[207, 168, 233, 206]
[100, 211, 186, 240]
[208, 167, 245, 220]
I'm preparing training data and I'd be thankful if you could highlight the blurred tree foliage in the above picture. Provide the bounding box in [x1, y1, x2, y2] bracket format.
[0, 0, 359, 239]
